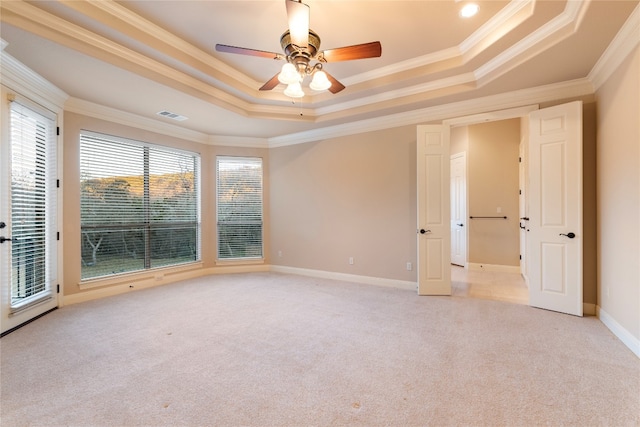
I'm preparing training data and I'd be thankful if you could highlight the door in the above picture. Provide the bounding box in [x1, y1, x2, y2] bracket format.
[527, 101, 582, 316]
[417, 125, 451, 295]
[1, 97, 59, 334]
[450, 153, 466, 267]
[518, 140, 527, 278]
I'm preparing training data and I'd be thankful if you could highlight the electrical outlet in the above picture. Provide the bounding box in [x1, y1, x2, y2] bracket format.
[278, 250, 282, 257]
[349, 257, 354, 265]
[406, 262, 412, 271]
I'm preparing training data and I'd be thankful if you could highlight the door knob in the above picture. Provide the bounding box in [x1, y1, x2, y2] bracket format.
[520, 217, 530, 221]
[419, 229, 431, 234]
[0, 236, 15, 243]
[559, 232, 576, 238]
[457, 223, 464, 227]
[0, 221, 5, 229]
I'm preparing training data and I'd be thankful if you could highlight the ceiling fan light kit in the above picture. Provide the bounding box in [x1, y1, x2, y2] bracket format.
[309, 70, 331, 91]
[278, 62, 301, 85]
[284, 82, 305, 98]
[216, 0, 382, 99]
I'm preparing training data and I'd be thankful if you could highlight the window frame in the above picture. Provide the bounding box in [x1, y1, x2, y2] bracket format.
[216, 156, 264, 262]
[79, 130, 201, 281]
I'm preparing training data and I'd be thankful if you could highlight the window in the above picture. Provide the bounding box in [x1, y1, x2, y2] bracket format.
[7, 100, 57, 308]
[216, 157, 263, 260]
[80, 131, 200, 280]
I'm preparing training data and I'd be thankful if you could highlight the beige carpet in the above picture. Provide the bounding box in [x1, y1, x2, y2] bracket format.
[1, 272, 638, 426]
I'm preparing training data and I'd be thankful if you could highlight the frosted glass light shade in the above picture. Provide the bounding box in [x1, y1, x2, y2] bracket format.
[309, 70, 331, 91]
[278, 63, 300, 85]
[284, 82, 305, 98]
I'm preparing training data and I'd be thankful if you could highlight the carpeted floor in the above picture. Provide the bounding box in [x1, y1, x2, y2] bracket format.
[1, 272, 638, 426]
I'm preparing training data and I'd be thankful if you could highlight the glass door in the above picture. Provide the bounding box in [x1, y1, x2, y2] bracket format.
[1, 96, 58, 335]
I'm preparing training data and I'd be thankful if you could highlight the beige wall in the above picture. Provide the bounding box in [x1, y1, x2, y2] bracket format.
[450, 126, 468, 155]
[467, 119, 520, 266]
[63, 112, 269, 296]
[596, 46, 640, 340]
[269, 125, 417, 282]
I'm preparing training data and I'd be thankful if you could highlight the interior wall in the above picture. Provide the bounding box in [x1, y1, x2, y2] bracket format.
[595, 46, 640, 341]
[450, 126, 468, 155]
[269, 125, 417, 282]
[62, 112, 269, 296]
[467, 119, 521, 266]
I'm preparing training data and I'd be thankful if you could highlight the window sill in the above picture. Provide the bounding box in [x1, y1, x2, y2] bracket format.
[78, 261, 203, 290]
[215, 258, 264, 267]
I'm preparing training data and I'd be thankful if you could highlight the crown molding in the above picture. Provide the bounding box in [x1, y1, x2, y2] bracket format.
[316, 73, 477, 116]
[65, 97, 209, 144]
[64, 97, 270, 148]
[589, 3, 640, 91]
[459, 0, 535, 60]
[475, 0, 590, 84]
[61, 0, 260, 91]
[0, 45, 68, 113]
[1, 0, 603, 125]
[268, 78, 594, 147]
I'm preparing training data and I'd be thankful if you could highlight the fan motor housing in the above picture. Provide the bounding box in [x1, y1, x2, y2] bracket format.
[280, 29, 321, 58]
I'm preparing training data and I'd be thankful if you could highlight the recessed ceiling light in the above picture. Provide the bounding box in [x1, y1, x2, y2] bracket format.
[460, 3, 479, 18]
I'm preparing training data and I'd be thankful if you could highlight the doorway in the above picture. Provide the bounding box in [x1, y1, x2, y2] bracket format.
[449, 118, 524, 304]
[1, 92, 60, 335]
[417, 105, 537, 299]
[418, 102, 585, 316]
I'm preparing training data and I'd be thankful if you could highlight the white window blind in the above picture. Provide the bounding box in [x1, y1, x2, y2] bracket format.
[216, 157, 263, 259]
[80, 131, 200, 279]
[9, 101, 57, 309]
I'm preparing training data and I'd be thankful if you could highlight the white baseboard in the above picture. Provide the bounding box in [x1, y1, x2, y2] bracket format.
[597, 306, 640, 358]
[270, 265, 417, 291]
[467, 263, 521, 273]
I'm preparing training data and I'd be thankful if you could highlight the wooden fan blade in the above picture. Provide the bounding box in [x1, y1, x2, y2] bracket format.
[286, 0, 309, 48]
[321, 41, 382, 62]
[216, 44, 283, 60]
[325, 71, 346, 94]
[259, 74, 281, 91]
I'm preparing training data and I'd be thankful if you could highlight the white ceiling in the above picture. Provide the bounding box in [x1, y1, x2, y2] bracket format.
[1, 0, 638, 142]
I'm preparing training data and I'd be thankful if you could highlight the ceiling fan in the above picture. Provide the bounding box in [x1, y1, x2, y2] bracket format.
[215, 0, 382, 98]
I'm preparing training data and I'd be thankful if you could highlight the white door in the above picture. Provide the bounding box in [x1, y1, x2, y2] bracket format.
[450, 153, 466, 267]
[518, 141, 527, 278]
[527, 101, 582, 316]
[417, 125, 451, 295]
[1, 97, 59, 335]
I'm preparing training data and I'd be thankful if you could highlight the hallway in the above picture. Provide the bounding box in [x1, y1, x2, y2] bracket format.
[451, 265, 528, 305]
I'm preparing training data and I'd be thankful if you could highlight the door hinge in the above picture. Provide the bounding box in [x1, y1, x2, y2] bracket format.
[519, 156, 522, 163]
[57, 232, 60, 241]
[519, 189, 522, 195]
[519, 254, 522, 260]
[56, 179, 60, 188]
[56, 284, 60, 294]
[56, 127, 60, 136]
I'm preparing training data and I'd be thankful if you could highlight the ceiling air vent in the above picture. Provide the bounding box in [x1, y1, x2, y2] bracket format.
[156, 110, 188, 121]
